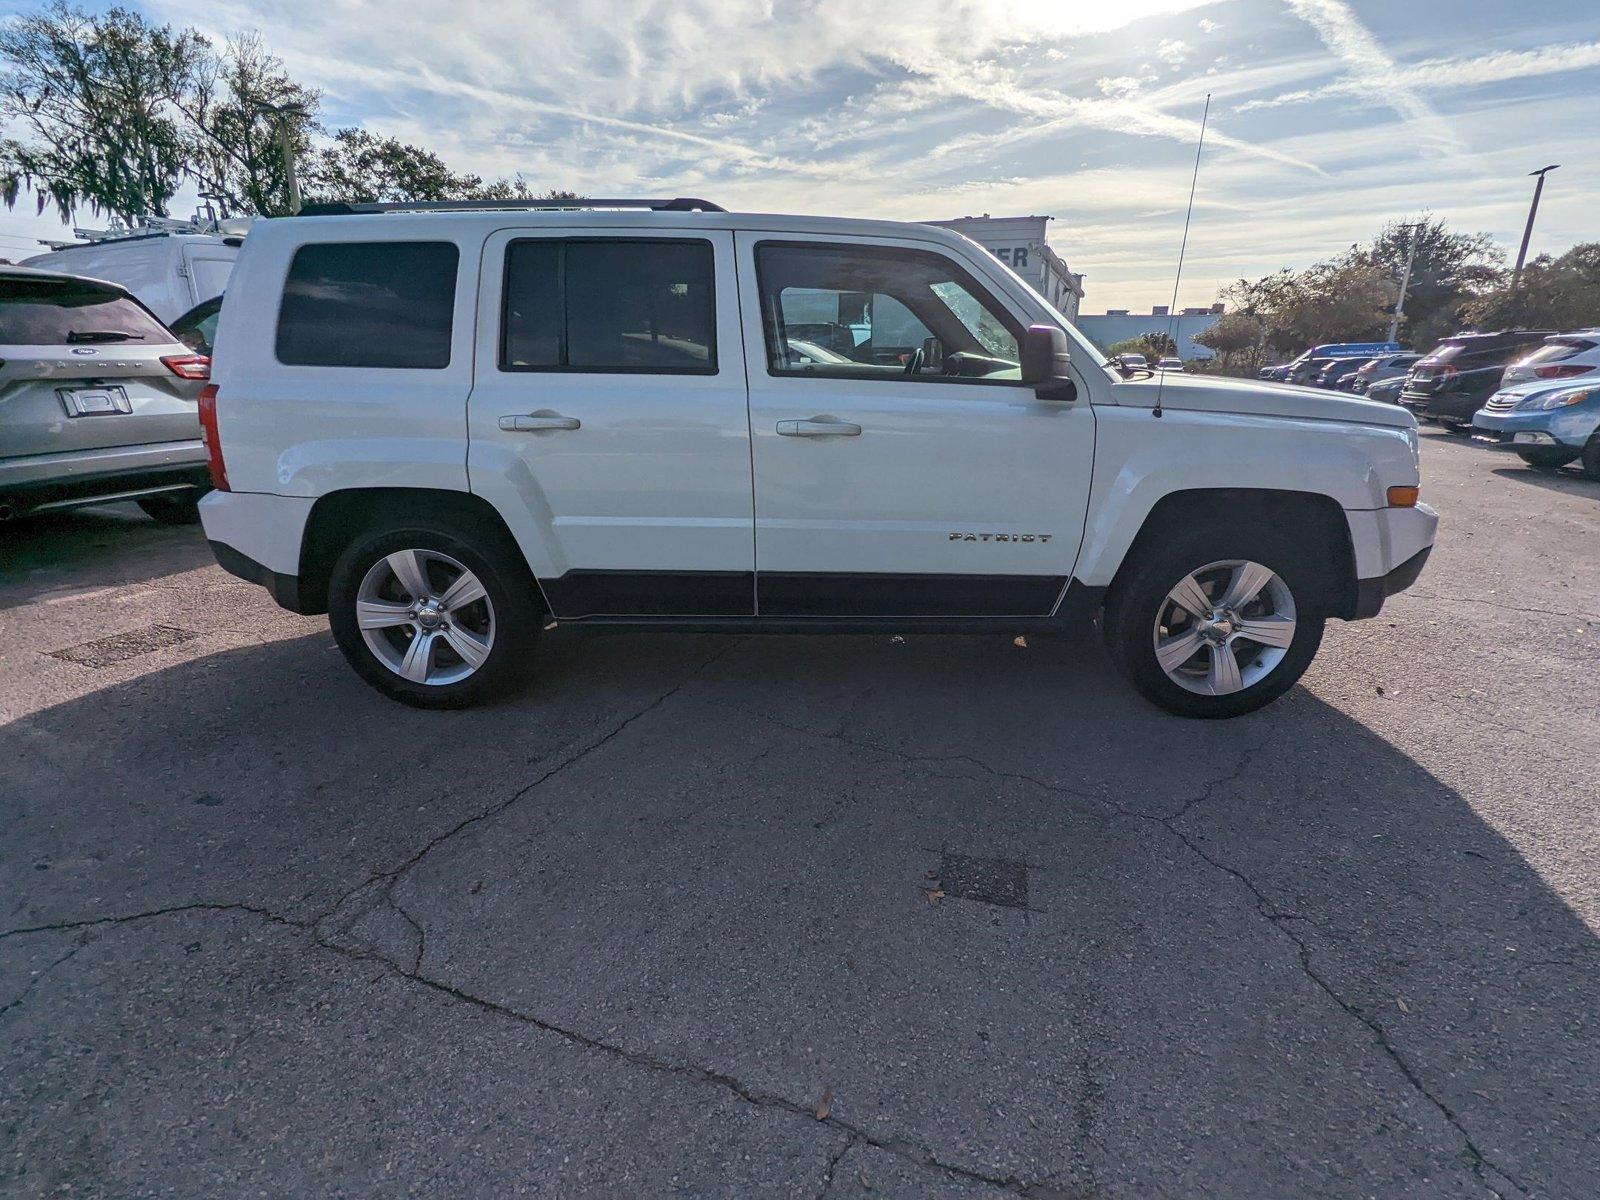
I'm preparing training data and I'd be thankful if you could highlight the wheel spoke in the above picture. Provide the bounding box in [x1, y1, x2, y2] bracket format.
[1167, 573, 1213, 617]
[1155, 629, 1205, 674]
[1235, 613, 1296, 649]
[438, 571, 487, 611]
[441, 624, 491, 671]
[399, 630, 437, 683]
[1207, 643, 1243, 695]
[387, 549, 432, 601]
[1220, 561, 1275, 610]
[356, 599, 413, 630]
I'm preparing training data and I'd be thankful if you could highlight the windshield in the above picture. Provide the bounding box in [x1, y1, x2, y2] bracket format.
[0, 277, 170, 345]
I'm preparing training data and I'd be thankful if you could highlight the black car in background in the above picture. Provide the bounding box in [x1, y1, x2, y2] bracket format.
[1349, 352, 1422, 393]
[1313, 358, 1366, 389]
[1399, 331, 1554, 427]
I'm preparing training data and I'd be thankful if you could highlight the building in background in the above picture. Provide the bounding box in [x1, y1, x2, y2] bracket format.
[1074, 303, 1225, 360]
[925, 215, 1083, 321]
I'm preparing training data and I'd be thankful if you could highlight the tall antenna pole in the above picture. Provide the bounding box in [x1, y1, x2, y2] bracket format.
[1154, 93, 1210, 419]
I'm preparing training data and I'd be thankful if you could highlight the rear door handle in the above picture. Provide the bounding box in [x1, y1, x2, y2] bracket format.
[777, 417, 862, 437]
[499, 412, 581, 432]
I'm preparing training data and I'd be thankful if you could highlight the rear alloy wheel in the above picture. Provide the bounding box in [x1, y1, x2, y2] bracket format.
[1105, 530, 1326, 719]
[328, 522, 540, 708]
[1515, 447, 1579, 472]
[355, 549, 496, 687]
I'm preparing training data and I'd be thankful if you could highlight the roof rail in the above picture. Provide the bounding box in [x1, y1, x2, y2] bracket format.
[295, 196, 727, 217]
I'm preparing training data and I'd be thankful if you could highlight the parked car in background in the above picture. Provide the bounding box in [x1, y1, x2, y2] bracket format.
[1350, 353, 1422, 394]
[1314, 358, 1366, 389]
[170, 294, 223, 355]
[1399, 331, 1553, 428]
[1116, 352, 1150, 371]
[1157, 356, 1185, 372]
[1286, 356, 1336, 386]
[1366, 375, 1407, 405]
[1500, 330, 1600, 389]
[20, 216, 248, 323]
[1472, 379, 1600, 478]
[0, 266, 210, 524]
[1260, 341, 1402, 382]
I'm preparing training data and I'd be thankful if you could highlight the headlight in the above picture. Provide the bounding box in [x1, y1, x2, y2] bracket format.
[1518, 387, 1595, 411]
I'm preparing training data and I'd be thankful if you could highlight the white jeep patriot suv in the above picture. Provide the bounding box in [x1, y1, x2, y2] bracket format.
[198, 197, 1436, 718]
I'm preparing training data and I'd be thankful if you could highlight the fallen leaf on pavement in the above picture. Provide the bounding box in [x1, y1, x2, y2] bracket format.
[925, 889, 945, 903]
[816, 1089, 832, 1120]
[1397, 998, 1411, 1013]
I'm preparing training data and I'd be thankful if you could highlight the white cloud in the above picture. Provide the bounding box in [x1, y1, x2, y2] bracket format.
[1237, 38, 1600, 113]
[1280, 0, 1461, 153]
[1198, 18, 1221, 34]
[1156, 39, 1190, 67]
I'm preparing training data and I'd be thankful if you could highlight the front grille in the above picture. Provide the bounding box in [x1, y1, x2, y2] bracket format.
[1482, 393, 1520, 412]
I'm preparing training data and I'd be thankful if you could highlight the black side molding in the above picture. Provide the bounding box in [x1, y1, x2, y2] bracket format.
[1352, 545, 1432, 619]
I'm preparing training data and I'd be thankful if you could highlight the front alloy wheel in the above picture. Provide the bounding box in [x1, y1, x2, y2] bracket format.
[356, 549, 496, 686]
[1152, 560, 1297, 696]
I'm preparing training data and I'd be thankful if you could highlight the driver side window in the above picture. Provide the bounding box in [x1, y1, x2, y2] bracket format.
[756, 242, 1023, 384]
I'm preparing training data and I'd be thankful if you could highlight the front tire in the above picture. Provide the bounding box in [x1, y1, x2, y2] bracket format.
[1515, 447, 1579, 472]
[1104, 525, 1326, 719]
[327, 519, 542, 708]
[1578, 437, 1600, 481]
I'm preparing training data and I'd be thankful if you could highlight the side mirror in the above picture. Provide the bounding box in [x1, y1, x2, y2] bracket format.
[1019, 324, 1077, 401]
[920, 335, 945, 374]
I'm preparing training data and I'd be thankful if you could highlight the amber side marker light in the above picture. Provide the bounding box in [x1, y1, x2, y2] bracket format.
[1387, 485, 1420, 507]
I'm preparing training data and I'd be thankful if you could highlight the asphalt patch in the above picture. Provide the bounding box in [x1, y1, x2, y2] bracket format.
[48, 624, 198, 668]
[939, 852, 1030, 908]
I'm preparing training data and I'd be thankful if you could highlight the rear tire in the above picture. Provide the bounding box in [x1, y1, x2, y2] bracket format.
[137, 490, 203, 524]
[327, 518, 542, 708]
[1104, 522, 1327, 719]
[1515, 447, 1579, 471]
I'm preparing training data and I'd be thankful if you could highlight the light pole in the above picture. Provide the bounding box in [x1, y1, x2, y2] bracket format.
[259, 101, 308, 214]
[1388, 222, 1422, 344]
[1510, 164, 1559, 295]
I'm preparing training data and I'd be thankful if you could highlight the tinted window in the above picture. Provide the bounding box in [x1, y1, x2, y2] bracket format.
[171, 296, 223, 354]
[277, 241, 458, 368]
[500, 239, 716, 374]
[756, 243, 1022, 383]
[0, 277, 170, 345]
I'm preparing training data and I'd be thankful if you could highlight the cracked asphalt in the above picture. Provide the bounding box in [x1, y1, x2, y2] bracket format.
[3, 428, 1598, 1199]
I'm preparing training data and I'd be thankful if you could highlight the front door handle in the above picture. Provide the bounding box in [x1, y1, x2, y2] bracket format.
[499, 411, 581, 432]
[777, 417, 862, 437]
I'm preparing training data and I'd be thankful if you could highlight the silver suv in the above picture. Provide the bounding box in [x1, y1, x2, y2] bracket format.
[0, 266, 211, 523]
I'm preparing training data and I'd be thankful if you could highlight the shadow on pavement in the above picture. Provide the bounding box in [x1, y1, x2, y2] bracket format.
[1489, 464, 1600, 500]
[2, 626, 1596, 1197]
[0, 504, 215, 611]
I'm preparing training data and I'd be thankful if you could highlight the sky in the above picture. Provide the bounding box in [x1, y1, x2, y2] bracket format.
[0, 0, 1595, 311]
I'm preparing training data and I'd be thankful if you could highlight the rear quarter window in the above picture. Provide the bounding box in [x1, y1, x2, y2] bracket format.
[276, 241, 459, 368]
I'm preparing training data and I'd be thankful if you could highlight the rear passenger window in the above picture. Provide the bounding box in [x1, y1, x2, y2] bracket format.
[501, 239, 716, 374]
[277, 241, 458, 368]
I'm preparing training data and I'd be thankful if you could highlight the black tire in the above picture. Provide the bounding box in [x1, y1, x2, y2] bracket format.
[1515, 447, 1579, 471]
[137, 490, 204, 524]
[327, 518, 542, 709]
[1103, 522, 1327, 719]
[1579, 437, 1600, 481]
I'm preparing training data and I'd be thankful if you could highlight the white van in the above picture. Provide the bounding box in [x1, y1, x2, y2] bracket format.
[198, 198, 1436, 718]
[23, 228, 243, 324]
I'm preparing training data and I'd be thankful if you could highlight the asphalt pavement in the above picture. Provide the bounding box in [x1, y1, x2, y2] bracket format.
[3, 428, 1598, 1198]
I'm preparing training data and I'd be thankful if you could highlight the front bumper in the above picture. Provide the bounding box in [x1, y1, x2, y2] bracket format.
[1353, 546, 1432, 618]
[1400, 389, 1492, 421]
[1472, 404, 1599, 450]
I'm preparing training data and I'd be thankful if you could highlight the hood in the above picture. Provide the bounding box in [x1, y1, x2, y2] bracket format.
[1487, 376, 1600, 406]
[1109, 371, 1416, 430]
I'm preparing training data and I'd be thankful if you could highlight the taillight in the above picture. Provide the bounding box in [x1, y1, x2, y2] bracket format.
[162, 353, 211, 380]
[1534, 363, 1590, 379]
[197, 383, 229, 491]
